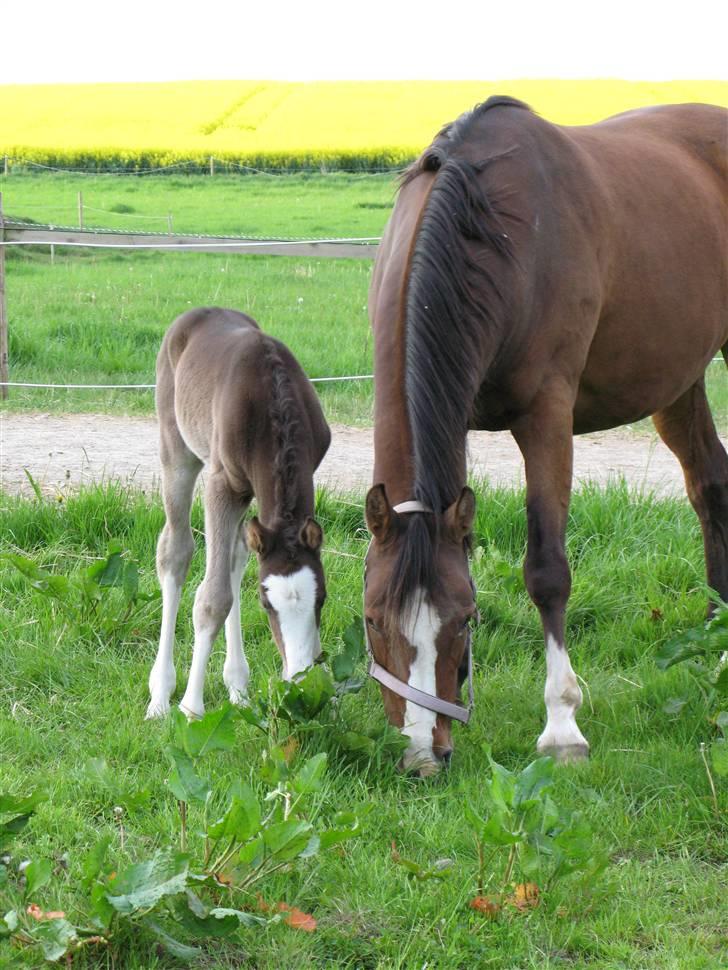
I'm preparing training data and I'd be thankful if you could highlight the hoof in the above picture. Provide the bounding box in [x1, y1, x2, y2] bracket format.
[145, 699, 170, 720]
[228, 687, 248, 706]
[539, 742, 590, 764]
[178, 701, 204, 721]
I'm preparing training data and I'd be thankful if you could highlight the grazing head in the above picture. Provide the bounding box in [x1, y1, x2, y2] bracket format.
[246, 516, 326, 679]
[364, 484, 477, 777]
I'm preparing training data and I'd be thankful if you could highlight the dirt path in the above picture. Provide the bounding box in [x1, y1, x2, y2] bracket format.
[3, 411, 721, 499]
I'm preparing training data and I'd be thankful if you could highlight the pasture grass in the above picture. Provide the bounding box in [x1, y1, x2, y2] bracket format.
[1, 481, 726, 968]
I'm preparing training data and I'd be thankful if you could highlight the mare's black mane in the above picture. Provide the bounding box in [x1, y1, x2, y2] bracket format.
[387, 96, 528, 622]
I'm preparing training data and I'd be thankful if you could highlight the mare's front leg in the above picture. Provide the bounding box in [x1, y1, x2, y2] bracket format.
[223, 518, 251, 704]
[512, 388, 589, 762]
[179, 471, 246, 719]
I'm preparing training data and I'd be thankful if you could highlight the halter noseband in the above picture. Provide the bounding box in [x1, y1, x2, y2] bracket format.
[363, 500, 475, 725]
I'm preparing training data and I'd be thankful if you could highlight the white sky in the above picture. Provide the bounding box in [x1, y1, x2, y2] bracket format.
[1, 0, 726, 84]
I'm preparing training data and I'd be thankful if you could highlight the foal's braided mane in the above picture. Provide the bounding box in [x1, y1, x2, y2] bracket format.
[262, 337, 302, 553]
[387, 96, 527, 624]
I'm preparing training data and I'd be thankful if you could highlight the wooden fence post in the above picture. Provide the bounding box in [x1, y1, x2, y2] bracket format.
[0, 192, 8, 399]
[3, 156, 8, 177]
[78, 191, 84, 229]
[210, 156, 215, 176]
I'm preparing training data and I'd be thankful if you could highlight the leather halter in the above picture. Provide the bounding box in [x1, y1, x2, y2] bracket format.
[363, 500, 475, 725]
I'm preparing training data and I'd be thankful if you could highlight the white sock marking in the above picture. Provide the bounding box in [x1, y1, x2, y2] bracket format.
[263, 566, 320, 678]
[399, 590, 441, 771]
[537, 635, 588, 754]
[146, 574, 181, 718]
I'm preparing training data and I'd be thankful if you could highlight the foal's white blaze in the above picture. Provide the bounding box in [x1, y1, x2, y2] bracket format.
[537, 635, 589, 756]
[263, 566, 320, 678]
[399, 589, 441, 774]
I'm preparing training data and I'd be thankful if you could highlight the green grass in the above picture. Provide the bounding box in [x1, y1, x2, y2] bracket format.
[1, 481, 726, 968]
[1, 171, 725, 430]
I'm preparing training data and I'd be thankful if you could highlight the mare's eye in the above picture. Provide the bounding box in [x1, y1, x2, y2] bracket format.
[459, 615, 473, 632]
[366, 617, 383, 635]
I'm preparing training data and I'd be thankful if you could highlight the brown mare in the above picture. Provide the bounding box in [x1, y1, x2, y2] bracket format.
[146, 307, 331, 720]
[364, 98, 728, 776]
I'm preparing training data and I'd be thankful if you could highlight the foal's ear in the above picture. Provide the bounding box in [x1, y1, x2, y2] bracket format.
[299, 517, 323, 551]
[246, 517, 272, 557]
[365, 483, 395, 541]
[444, 486, 476, 542]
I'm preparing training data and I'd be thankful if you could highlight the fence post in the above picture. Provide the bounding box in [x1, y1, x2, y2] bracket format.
[78, 191, 84, 229]
[3, 156, 8, 177]
[210, 156, 215, 177]
[0, 192, 8, 399]
[167, 213, 173, 235]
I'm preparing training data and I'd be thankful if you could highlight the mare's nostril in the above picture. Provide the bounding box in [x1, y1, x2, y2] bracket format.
[439, 748, 453, 766]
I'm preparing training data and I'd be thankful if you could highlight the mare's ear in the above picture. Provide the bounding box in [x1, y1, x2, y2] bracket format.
[365, 484, 396, 541]
[299, 517, 323, 551]
[444, 486, 476, 542]
[246, 517, 272, 557]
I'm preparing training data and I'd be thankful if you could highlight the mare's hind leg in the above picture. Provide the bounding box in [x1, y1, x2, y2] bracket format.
[652, 379, 728, 610]
[179, 470, 249, 719]
[147, 438, 202, 719]
[512, 386, 589, 762]
[223, 519, 251, 704]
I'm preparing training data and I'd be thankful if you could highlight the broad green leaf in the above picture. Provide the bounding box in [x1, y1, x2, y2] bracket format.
[656, 631, 710, 669]
[88, 881, 115, 930]
[259, 746, 289, 785]
[484, 749, 515, 812]
[514, 757, 554, 808]
[0, 910, 18, 937]
[319, 812, 361, 849]
[238, 835, 265, 870]
[338, 732, 376, 755]
[106, 850, 189, 915]
[208, 907, 267, 928]
[710, 739, 728, 777]
[183, 704, 236, 757]
[174, 894, 241, 938]
[142, 917, 201, 960]
[715, 668, 728, 697]
[0, 791, 47, 815]
[480, 812, 520, 847]
[262, 819, 314, 862]
[166, 747, 211, 806]
[35, 918, 78, 962]
[207, 785, 261, 842]
[122, 561, 139, 603]
[2, 554, 69, 598]
[291, 753, 328, 796]
[331, 620, 365, 681]
[281, 666, 335, 721]
[237, 704, 268, 731]
[24, 858, 52, 898]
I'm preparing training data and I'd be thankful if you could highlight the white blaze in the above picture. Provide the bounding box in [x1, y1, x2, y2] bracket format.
[400, 589, 441, 770]
[263, 566, 320, 678]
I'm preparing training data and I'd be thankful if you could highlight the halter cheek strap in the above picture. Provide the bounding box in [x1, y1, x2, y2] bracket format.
[363, 499, 475, 725]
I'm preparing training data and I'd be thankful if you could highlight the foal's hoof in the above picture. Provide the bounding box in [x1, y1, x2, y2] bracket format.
[227, 687, 248, 706]
[540, 742, 590, 764]
[178, 701, 204, 721]
[145, 699, 170, 720]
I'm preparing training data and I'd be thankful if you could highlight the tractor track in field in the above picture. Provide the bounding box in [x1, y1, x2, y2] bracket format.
[3, 411, 723, 500]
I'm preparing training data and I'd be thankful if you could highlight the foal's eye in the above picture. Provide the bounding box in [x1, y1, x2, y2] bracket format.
[459, 615, 473, 632]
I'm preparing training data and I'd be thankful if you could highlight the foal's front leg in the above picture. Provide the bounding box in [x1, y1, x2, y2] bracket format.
[147, 454, 201, 719]
[179, 471, 246, 719]
[512, 390, 589, 762]
[223, 519, 251, 704]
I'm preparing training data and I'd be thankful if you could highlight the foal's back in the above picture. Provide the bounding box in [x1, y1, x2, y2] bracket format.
[157, 306, 328, 496]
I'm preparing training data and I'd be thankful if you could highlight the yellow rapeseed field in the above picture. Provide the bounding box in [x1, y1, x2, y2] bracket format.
[1, 79, 726, 170]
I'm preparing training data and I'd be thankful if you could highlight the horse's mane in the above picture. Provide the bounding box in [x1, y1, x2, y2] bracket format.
[263, 337, 304, 553]
[387, 96, 527, 624]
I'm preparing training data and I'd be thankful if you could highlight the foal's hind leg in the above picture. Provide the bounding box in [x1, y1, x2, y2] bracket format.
[512, 386, 589, 762]
[147, 445, 201, 719]
[223, 519, 251, 704]
[652, 380, 728, 610]
[179, 471, 249, 719]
